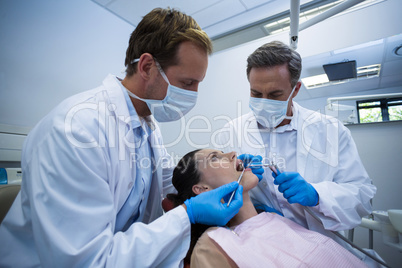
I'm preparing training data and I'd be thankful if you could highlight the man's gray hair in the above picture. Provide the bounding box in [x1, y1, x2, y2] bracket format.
[246, 41, 302, 87]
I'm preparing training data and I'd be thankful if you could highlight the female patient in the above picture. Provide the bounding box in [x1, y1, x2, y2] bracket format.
[167, 149, 367, 268]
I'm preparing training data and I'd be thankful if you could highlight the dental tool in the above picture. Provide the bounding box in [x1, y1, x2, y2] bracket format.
[227, 168, 246, 207]
[248, 163, 279, 175]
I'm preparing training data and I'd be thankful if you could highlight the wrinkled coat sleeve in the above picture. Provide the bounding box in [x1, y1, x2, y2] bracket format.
[309, 122, 376, 230]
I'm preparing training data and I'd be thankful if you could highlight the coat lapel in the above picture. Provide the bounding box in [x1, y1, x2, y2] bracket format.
[244, 112, 266, 153]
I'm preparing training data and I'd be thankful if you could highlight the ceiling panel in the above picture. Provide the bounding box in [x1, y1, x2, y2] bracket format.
[241, 0, 275, 9]
[91, 0, 307, 38]
[202, 0, 312, 38]
[380, 73, 402, 89]
[384, 34, 402, 62]
[298, 33, 402, 101]
[191, 0, 246, 28]
[91, 0, 402, 101]
[97, 0, 222, 27]
[381, 60, 402, 78]
[94, 0, 113, 5]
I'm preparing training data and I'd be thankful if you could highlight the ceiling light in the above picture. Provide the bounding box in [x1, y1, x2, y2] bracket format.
[264, 0, 342, 35]
[302, 64, 381, 89]
[263, 0, 384, 37]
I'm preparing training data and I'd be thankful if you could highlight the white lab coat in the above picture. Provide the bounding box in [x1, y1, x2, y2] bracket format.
[215, 102, 376, 242]
[0, 74, 190, 267]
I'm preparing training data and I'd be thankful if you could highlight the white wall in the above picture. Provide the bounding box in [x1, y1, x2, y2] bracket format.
[347, 121, 402, 268]
[0, 0, 133, 163]
[0, 0, 133, 128]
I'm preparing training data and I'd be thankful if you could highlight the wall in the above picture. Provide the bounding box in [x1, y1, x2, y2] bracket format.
[0, 0, 133, 164]
[0, 0, 133, 128]
[347, 121, 402, 268]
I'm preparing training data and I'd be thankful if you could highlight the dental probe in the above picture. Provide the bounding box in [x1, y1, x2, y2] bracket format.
[226, 168, 246, 207]
[248, 163, 279, 175]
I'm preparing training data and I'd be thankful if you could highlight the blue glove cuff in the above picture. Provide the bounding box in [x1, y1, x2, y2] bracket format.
[184, 199, 195, 224]
[312, 190, 319, 207]
[254, 204, 284, 216]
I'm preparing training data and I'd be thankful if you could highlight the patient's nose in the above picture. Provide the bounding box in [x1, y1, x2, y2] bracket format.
[228, 151, 237, 161]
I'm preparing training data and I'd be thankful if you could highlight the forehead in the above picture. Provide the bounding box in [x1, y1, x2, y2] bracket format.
[249, 64, 292, 87]
[172, 41, 208, 79]
[195, 149, 216, 161]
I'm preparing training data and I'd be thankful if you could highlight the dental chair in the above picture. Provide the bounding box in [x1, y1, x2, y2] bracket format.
[0, 184, 20, 224]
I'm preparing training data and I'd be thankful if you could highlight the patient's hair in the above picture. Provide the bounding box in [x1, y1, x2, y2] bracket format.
[167, 149, 201, 206]
[166, 149, 210, 266]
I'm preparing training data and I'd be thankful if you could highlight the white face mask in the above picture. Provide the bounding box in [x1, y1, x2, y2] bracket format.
[126, 59, 198, 122]
[249, 86, 296, 129]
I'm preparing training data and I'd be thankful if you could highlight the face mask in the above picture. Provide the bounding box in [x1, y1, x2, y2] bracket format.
[126, 58, 198, 122]
[249, 86, 296, 129]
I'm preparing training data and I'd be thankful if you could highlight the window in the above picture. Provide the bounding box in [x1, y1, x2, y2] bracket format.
[357, 98, 402, 123]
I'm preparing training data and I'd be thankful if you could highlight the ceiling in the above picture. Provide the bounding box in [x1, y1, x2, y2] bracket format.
[92, 0, 402, 101]
[298, 33, 402, 100]
[91, 0, 314, 39]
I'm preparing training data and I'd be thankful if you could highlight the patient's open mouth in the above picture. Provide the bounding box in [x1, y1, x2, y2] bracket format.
[236, 160, 244, 172]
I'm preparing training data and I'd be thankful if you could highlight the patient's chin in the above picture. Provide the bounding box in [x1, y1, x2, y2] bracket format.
[241, 172, 259, 191]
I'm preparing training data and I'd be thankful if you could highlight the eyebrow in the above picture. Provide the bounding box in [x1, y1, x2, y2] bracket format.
[206, 151, 223, 159]
[251, 88, 283, 95]
[250, 89, 261, 94]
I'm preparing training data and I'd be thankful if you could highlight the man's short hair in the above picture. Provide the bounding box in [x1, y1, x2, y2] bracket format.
[125, 8, 213, 77]
[246, 41, 302, 87]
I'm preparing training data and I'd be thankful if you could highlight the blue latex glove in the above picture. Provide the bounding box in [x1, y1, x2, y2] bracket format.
[254, 204, 284, 216]
[184, 181, 243, 226]
[238, 154, 264, 181]
[273, 171, 319, 207]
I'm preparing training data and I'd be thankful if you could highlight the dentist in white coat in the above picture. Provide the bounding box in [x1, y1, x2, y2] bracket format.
[0, 8, 243, 268]
[215, 41, 378, 265]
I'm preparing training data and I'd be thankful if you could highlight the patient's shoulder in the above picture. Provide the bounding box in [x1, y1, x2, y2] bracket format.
[191, 227, 237, 268]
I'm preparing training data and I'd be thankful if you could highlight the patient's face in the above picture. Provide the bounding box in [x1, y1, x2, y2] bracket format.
[194, 149, 258, 193]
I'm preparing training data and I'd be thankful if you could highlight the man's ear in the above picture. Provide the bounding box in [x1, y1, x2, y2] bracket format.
[192, 184, 209, 195]
[292, 81, 302, 98]
[136, 53, 154, 81]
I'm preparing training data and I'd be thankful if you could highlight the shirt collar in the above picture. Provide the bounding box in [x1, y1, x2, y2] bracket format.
[116, 77, 155, 132]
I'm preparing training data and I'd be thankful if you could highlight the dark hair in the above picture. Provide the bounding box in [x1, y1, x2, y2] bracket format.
[167, 149, 201, 206]
[166, 149, 210, 266]
[246, 41, 302, 88]
[124, 8, 213, 77]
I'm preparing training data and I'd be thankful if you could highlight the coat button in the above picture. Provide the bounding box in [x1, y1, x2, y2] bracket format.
[128, 182, 133, 189]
